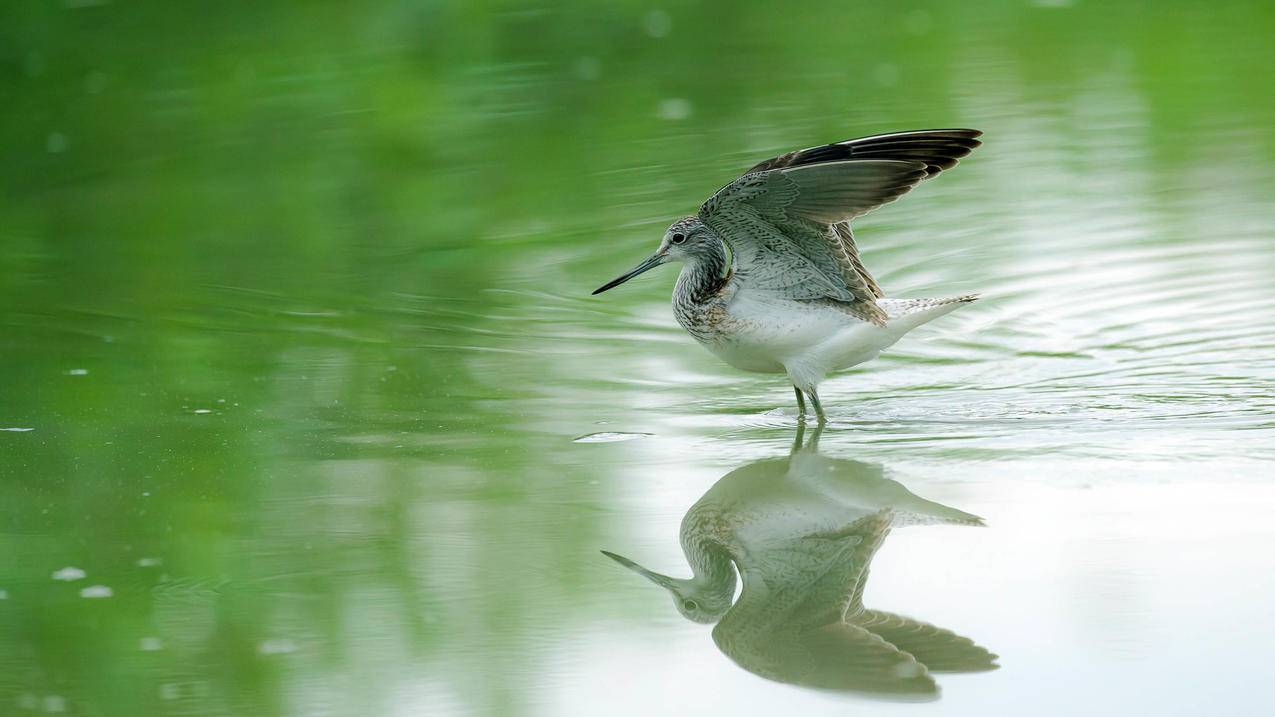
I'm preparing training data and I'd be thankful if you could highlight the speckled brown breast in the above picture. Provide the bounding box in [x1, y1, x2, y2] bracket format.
[676, 298, 737, 343]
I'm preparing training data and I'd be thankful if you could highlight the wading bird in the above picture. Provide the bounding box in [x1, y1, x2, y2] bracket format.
[593, 129, 982, 423]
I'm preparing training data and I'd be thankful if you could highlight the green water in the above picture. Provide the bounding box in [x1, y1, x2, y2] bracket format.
[4, 2, 1275, 715]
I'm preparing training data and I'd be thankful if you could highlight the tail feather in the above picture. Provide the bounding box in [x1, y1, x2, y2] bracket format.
[879, 295, 978, 332]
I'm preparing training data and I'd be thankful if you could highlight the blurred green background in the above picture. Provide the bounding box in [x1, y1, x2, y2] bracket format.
[3, 2, 1275, 716]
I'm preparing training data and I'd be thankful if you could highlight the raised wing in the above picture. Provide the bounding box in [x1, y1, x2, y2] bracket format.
[700, 129, 981, 326]
[699, 160, 927, 325]
[744, 128, 982, 177]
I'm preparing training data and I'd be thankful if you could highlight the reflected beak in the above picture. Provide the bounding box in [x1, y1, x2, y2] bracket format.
[601, 550, 679, 589]
[592, 253, 666, 295]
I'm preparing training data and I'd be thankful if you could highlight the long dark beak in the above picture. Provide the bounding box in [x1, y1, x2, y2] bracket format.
[600, 550, 679, 589]
[592, 253, 666, 295]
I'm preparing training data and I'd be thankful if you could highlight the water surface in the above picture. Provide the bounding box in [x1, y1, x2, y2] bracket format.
[3, 2, 1275, 715]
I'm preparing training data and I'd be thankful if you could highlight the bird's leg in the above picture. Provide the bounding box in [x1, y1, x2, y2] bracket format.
[806, 387, 827, 425]
[793, 386, 807, 420]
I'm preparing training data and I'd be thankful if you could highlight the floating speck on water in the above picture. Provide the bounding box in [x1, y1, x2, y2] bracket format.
[66, 368, 88, 376]
[574, 56, 600, 81]
[873, 63, 899, 87]
[573, 432, 652, 443]
[216, 398, 226, 403]
[80, 585, 113, 598]
[657, 98, 692, 121]
[192, 409, 212, 414]
[84, 70, 108, 94]
[643, 9, 672, 38]
[52, 567, 86, 581]
[137, 557, 162, 567]
[258, 639, 297, 655]
[2, 427, 34, 432]
[139, 637, 163, 651]
[24, 52, 46, 77]
[46, 133, 68, 154]
[904, 8, 933, 35]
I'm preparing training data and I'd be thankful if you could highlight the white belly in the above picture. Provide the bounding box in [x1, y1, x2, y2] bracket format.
[677, 289, 975, 389]
[690, 293, 897, 377]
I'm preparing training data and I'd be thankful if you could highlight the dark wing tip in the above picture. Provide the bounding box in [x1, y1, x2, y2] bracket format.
[746, 128, 985, 177]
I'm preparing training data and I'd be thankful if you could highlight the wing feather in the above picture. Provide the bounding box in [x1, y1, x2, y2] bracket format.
[775, 160, 931, 223]
[736, 129, 981, 310]
[854, 610, 999, 673]
[698, 129, 982, 326]
[837, 224, 883, 299]
[746, 128, 982, 177]
[699, 160, 928, 326]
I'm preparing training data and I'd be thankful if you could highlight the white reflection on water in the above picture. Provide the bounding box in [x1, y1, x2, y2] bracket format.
[562, 439, 1275, 717]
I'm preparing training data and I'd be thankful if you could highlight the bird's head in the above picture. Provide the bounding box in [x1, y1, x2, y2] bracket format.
[601, 549, 732, 624]
[592, 216, 722, 295]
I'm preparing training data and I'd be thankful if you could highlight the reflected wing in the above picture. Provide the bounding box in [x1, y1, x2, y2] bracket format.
[793, 621, 939, 696]
[721, 509, 894, 633]
[701, 129, 982, 325]
[710, 511, 942, 696]
[712, 616, 938, 697]
[854, 610, 999, 674]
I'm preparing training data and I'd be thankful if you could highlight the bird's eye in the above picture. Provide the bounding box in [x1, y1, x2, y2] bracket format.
[671, 233, 686, 244]
[682, 599, 698, 611]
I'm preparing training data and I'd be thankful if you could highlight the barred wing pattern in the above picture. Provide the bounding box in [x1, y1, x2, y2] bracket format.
[699, 129, 982, 326]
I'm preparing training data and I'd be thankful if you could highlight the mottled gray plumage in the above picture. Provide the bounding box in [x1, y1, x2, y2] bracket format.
[700, 129, 982, 326]
[593, 129, 984, 423]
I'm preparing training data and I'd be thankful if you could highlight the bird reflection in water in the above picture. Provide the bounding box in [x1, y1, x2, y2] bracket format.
[603, 426, 997, 699]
